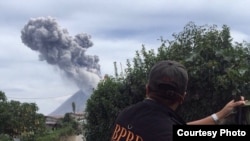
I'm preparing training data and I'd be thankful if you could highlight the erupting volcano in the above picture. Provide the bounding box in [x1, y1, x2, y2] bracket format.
[21, 16, 101, 116]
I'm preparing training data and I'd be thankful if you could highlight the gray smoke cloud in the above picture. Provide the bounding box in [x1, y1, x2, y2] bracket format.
[21, 16, 101, 93]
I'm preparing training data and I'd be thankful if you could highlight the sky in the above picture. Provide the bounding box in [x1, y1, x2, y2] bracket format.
[1, 0, 250, 115]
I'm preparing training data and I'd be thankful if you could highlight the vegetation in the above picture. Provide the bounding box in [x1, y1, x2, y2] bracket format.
[0, 134, 12, 141]
[0, 91, 82, 141]
[72, 102, 76, 114]
[84, 22, 250, 141]
[0, 91, 46, 140]
[83, 76, 131, 141]
[34, 115, 79, 141]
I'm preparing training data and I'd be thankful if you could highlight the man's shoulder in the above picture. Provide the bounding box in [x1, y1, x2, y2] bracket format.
[119, 100, 172, 120]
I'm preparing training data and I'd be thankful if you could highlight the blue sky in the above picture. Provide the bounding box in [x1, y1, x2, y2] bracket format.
[1, 0, 250, 115]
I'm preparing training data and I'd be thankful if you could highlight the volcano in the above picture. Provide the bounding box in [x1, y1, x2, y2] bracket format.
[49, 89, 90, 116]
[21, 17, 101, 117]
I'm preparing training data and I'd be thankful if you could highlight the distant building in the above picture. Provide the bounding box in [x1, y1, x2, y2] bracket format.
[70, 113, 85, 121]
[45, 115, 64, 130]
[45, 113, 85, 129]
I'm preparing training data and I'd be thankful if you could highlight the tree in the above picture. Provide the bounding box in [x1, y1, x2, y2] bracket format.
[0, 91, 46, 139]
[84, 22, 250, 140]
[72, 102, 76, 114]
[84, 75, 133, 141]
[159, 23, 250, 121]
[0, 91, 8, 134]
[0, 91, 7, 102]
[0, 134, 12, 141]
[35, 112, 82, 141]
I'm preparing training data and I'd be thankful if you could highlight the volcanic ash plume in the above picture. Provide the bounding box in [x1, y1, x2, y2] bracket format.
[21, 16, 101, 92]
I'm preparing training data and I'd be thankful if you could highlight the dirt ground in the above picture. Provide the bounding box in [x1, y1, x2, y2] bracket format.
[75, 135, 84, 141]
[60, 135, 84, 141]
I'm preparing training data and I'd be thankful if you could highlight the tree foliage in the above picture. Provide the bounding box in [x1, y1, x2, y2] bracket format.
[158, 23, 250, 120]
[84, 76, 133, 141]
[34, 112, 82, 141]
[0, 134, 12, 141]
[84, 22, 250, 141]
[72, 102, 76, 114]
[0, 91, 46, 139]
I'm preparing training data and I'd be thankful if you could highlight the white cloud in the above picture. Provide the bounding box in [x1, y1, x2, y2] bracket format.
[231, 30, 250, 43]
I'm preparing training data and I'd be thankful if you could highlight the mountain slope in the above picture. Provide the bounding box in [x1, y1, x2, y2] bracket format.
[49, 89, 89, 116]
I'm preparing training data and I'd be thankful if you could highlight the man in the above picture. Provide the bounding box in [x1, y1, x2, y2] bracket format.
[110, 60, 246, 141]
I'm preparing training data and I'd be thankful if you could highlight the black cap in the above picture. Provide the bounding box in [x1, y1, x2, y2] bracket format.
[148, 60, 188, 96]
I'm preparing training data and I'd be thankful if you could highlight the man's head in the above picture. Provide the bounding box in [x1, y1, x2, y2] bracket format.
[146, 60, 188, 106]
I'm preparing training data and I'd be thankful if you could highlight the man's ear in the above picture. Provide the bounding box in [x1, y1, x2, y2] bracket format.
[179, 92, 186, 104]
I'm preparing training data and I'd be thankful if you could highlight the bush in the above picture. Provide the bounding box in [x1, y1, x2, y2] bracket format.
[0, 134, 12, 141]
